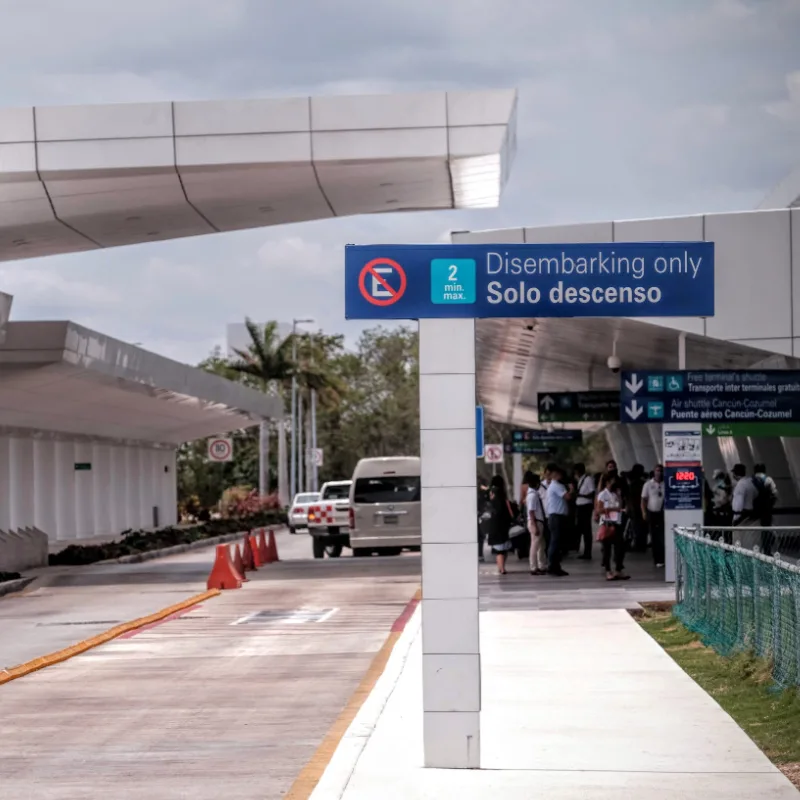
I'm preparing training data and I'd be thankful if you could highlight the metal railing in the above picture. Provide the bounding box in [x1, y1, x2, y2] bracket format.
[697, 525, 800, 557]
[675, 525, 800, 688]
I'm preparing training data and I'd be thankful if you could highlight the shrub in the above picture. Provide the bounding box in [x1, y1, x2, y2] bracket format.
[49, 509, 286, 566]
[0, 571, 22, 582]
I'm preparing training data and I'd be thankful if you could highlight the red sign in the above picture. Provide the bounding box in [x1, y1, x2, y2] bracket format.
[358, 258, 407, 307]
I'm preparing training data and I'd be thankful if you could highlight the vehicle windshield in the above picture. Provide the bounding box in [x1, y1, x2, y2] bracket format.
[295, 494, 319, 505]
[322, 484, 351, 500]
[353, 476, 421, 504]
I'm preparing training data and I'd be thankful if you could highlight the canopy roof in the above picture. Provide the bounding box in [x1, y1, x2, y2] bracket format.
[0, 321, 282, 444]
[0, 89, 517, 262]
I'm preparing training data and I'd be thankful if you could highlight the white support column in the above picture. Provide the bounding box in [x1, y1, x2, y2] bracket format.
[162, 448, 178, 527]
[54, 440, 76, 541]
[10, 436, 35, 531]
[74, 441, 94, 539]
[0, 437, 12, 532]
[93, 444, 112, 537]
[512, 452, 523, 502]
[109, 446, 128, 532]
[33, 439, 57, 537]
[419, 318, 480, 769]
[126, 447, 141, 529]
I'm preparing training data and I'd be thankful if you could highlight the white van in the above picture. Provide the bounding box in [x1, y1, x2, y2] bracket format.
[349, 457, 421, 556]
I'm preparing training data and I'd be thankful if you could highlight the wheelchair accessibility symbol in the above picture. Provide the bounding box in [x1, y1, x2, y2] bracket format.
[358, 258, 407, 307]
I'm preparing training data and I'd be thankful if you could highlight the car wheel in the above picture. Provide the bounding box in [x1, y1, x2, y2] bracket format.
[352, 548, 370, 557]
[289, 526, 296, 534]
[377, 547, 402, 556]
[312, 537, 326, 559]
[326, 545, 343, 558]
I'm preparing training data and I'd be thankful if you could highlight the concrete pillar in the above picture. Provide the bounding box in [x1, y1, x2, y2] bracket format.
[732, 437, 755, 472]
[419, 318, 480, 769]
[126, 447, 142, 529]
[109, 446, 128, 532]
[648, 424, 663, 463]
[163, 449, 178, 526]
[10, 436, 35, 530]
[605, 425, 636, 472]
[74, 441, 94, 539]
[702, 436, 728, 478]
[93, 444, 112, 537]
[0, 437, 11, 531]
[512, 452, 523, 502]
[628, 425, 657, 471]
[54, 440, 76, 541]
[33, 439, 57, 537]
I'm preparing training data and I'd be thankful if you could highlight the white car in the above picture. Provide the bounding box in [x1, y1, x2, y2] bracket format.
[307, 480, 352, 558]
[288, 492, 320, 533]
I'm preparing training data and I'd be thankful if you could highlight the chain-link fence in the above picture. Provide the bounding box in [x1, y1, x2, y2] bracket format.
[675, 526, 800, 688]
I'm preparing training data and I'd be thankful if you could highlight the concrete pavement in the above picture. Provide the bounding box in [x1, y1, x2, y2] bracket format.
[0, 532, 421, 799]
[310, 608, 798, 799]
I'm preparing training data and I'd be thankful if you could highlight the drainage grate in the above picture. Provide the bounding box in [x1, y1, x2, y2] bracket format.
[232, 608, 337, 625]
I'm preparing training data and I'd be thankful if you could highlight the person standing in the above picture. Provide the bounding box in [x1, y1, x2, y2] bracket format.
[486, 474, 513, 575]
[752, 462, 779, 555]
[641, 464, 665, 568]
[596, 475, 630, 581]
[573, 462, 596, 560]
[526, 474, 547, 575]
[545, 465, 572, 577]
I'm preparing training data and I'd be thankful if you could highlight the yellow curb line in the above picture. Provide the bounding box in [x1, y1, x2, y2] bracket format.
[285, 587, 422, 800]
[0, 588, 221, 686]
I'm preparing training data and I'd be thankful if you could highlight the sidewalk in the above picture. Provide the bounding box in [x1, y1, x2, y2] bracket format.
[311, 607, 798, 799]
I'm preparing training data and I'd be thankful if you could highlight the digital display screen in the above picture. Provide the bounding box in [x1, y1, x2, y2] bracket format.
[675, 470, 697, 481]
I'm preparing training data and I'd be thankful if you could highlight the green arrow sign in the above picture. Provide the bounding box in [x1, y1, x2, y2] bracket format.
[701, 422, 800, 437]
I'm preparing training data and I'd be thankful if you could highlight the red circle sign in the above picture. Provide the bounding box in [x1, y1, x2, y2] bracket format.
[358, 258, 407, 306]
[209, 438, 232, 461]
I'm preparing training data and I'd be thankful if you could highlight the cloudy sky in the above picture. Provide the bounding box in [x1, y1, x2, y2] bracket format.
[0, 0, 798, 363]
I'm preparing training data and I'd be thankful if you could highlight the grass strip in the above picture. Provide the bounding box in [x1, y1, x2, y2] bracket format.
[640, 610, 800, 789]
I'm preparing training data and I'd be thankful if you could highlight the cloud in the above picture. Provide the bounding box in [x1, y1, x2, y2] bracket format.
[765, 70, 800, 122]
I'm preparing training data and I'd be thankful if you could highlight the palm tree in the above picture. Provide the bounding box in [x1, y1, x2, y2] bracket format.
[229, 319, 294, 499]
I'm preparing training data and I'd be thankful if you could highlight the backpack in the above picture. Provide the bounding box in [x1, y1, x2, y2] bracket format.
[751, 475, 774, 520]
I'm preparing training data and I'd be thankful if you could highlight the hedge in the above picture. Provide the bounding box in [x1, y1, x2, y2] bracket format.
[49, 511, 286, 566]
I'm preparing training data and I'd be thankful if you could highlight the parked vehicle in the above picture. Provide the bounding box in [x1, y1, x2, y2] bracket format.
[349, 457, 421, 557]
[288, 492, 320, 533]
[307, 481, 352, 558]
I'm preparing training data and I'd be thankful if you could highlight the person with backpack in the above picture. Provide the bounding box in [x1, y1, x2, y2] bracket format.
[732, 463, 757, 527]
[752, 462, 779, 555]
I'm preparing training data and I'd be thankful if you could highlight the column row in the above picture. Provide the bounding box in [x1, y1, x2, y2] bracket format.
[0, 435, 177, 541]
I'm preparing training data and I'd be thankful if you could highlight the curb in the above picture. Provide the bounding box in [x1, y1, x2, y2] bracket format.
[287, 588, 422, 800]
[0, 589, 220, 686]
[0, 576, 34, 598]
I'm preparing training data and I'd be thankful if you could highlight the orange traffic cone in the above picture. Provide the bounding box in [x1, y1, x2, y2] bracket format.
[232, 543, 248, 581]
[242, 534, 256, 571]
[267, 529, 279, 562]
[250, 534, 264, 568]
[207, 544, 243, 590]
[258, 529, 273, 564]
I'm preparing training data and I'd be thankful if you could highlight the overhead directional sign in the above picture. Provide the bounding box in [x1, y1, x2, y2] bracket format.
[702, 421, 800, 437]
[345, 242, 715, 320]
[537, 390, 620, 423]
[504, 443, 554, 455]
[507, 429, 583, 453]
[621, 370, 800, 424]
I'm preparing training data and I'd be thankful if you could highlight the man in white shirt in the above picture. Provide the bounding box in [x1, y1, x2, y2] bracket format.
[573, 462, 596, 561]
[526, 476, 547, 575]
[641, 464, 665, 568]
[731, 463, 758, 526]
[545, 465, 572, 577]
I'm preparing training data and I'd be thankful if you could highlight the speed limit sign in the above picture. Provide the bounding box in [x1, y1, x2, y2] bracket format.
[208, 437, 233, 462]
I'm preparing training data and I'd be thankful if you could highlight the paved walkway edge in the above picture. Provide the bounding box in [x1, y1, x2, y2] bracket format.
[0, 589, 220, 686]
[286, 589, 423, 800]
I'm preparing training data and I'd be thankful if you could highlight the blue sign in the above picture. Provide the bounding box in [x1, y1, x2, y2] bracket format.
[664, 465, 704, 511]
[476, 406, 485, 458]
[621, 370, 800, 424]
[345, 242, 714, 320]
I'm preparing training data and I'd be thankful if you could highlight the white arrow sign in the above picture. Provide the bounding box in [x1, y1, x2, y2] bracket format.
[540, 395, 555, 411]
[625, 374, 643, 394]
[625, 399, 644, 420]
[704, 425, 716, 435]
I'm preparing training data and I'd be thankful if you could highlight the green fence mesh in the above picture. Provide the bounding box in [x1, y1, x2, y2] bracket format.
[675, 528, 800, 688]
